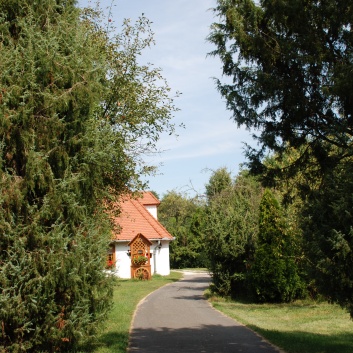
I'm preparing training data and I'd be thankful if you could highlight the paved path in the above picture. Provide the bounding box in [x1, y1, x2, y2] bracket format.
[129, 271, 283, 353]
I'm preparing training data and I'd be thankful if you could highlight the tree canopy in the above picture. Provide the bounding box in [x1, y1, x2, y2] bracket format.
[205, 166, 232, 200]
[209, 0, 353, 175]
[158, 191, 207, 269]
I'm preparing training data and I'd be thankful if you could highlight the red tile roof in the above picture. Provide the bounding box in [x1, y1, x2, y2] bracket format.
[139, 191, 160, 206]
[111, 192, 173, 242]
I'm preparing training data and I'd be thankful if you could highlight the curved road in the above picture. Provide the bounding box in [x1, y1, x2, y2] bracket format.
[129, 271, 283, 353]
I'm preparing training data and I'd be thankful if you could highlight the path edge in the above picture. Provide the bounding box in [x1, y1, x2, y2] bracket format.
[204, 292, 287, 353]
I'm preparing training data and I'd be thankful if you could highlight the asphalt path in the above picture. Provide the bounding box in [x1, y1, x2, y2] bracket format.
[129, 271, 283, 353]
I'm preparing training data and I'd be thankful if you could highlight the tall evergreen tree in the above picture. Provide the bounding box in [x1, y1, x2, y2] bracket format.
[209, 0, 353, 315]
[209, 0, 353, 176]
[302, 160, 353, 317]
[250, 189, 304, 302]
[204, 170, 262, 297]
[0, 1, 178, 351]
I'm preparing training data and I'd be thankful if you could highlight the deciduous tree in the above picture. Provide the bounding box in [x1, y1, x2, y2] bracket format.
[158, 191, 206, 268]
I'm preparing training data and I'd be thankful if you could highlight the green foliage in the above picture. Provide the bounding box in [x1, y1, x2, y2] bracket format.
[250, 189, 305, 302]
[0, 217, 113, 352]
[158, 191, 206, 269]
[262, 148, 353, 315]
[203, 169, 263, 297]
[302, 160, 353, 318]
[205, 166, 232, 200]
[0, 1, 178, 351]
[96, 15, 179, 180]
[209, 0, 353, 174]
[132, 255, 148, 266]
[209, 0, 353, 313]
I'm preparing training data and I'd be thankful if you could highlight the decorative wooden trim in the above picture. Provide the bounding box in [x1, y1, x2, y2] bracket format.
[129, 233, 152, 279]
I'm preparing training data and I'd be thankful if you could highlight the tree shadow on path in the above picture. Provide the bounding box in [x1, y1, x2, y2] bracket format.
[129, 324, 282, 353]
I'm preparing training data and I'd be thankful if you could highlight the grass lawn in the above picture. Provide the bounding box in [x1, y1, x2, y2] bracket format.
[81, 271, 183, 353]
[208, 295, 353, 353]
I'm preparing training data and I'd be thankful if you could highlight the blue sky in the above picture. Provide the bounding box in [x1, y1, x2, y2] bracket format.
[80, 0, 254, 198]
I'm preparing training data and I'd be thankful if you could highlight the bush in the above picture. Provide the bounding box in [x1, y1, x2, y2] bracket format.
[250, 189, 305, 302]
[204, 170, 262, 297]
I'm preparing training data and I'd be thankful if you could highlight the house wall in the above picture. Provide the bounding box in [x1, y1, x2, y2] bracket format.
[113, 242, 131, 278]
[144, 205, 157, 219]
[113, 240, 171, 278]
[151, 240, 171, 276]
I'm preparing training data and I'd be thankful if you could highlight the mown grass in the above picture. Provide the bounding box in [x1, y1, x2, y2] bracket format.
[208, 294, 353, 353]
[82, 271, 183, 353]
[80, 270, 352, 353]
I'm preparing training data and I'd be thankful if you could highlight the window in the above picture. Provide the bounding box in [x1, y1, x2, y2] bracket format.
[106, 244, 115, 269]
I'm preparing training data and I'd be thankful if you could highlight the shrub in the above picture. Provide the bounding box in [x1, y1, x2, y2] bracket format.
[250, 189, 305, 302]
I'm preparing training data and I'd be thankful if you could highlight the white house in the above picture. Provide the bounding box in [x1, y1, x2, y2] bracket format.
[107, 192, 174, 279]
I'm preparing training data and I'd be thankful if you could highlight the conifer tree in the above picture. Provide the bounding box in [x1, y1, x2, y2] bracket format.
[0, 1, 177, 351]
[250, 189, 304, 302]
[209, 0, 353, 176]
[204, 170, 262, 297]
[205, 167, 232, 201]
[302, 160, 353, 317]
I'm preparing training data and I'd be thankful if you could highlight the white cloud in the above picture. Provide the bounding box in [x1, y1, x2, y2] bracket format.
[79, 0, 253, 196]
